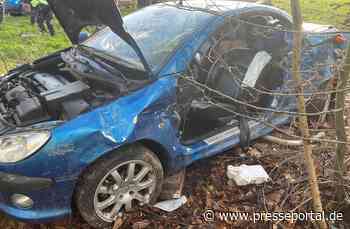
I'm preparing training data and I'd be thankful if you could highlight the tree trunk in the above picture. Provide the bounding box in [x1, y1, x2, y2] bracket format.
[290, 1, 327, 229]
[335, 43, 350, 202]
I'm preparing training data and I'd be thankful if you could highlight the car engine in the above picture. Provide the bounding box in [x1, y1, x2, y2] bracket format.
[0, 71, 107, 127]
[0, 45, 149, 130]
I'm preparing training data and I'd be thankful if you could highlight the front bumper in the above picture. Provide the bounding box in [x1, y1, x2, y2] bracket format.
[0, 172, 75, 223]
[0, 172, 53, 193]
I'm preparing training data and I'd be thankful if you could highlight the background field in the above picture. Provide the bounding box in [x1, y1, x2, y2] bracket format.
[0, 0, 350, 228]
[1, 0, 350, 74]
[0, 6, 134, 74]
[274, 0, 350, 27]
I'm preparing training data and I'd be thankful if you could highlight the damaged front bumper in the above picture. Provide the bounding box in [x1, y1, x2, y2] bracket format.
[0, 172, 57, 220]
[0, 173, 75, 223]
[0, 123, 78, 223]
[0, 172, 53, 193]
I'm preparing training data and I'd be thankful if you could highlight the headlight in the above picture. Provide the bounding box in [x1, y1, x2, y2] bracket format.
[0, 131, 51, 163]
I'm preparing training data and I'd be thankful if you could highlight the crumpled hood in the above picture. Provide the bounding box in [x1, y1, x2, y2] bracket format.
[47, 0, 152, 73]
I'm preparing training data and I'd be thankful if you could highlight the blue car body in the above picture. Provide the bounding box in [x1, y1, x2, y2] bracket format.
[4, 0, 23, 14]
[0, 0, 349, 223]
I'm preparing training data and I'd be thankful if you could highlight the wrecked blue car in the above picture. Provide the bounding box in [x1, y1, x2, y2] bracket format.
[3, 0, 25, 15]
[0, 0, 348, 228]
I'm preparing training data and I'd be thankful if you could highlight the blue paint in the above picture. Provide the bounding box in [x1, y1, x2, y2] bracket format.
[4, 0, 23, 13]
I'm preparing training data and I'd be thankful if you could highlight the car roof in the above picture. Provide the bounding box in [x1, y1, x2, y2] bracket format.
[162, 0, 290, 18]
[169, 0, 258, 11]
[164, 0, 269, 13]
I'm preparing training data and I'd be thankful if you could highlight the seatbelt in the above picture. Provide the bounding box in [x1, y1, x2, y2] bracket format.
[238, 105, 250, 152]
[238, 51, 272, 152]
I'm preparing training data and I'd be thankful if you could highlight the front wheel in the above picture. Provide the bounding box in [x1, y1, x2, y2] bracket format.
[75, 145, 164, 228]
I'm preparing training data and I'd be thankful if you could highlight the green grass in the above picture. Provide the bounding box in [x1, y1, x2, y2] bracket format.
[1, 2, 350, 74]
[0, 16, 69, 74]
[0, 6, 136, 74]
[272, 0, 350, 28]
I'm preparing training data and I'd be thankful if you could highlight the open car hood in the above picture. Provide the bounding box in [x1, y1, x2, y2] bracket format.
[47, 0, 152, 74]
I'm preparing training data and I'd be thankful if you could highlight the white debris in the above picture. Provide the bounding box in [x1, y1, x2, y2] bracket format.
[153, 196, 187, 212]
[227, 164, 270, 186]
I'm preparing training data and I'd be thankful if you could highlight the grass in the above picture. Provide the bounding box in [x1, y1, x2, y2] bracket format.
[272, 0, 350, 28]
[0, 6, 136, 74]
[0, 16, 69, 74]
[1, 1, 350, 74]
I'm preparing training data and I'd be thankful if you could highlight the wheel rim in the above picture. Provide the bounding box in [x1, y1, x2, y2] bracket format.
[93, 160, 157, 222]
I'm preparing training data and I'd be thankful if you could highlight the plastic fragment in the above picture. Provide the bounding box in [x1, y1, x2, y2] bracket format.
[153, 196, 187, 212]
[227, 164, 270, 186]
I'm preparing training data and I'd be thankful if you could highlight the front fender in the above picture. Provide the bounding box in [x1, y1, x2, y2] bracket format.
[0, 75, 177, 181]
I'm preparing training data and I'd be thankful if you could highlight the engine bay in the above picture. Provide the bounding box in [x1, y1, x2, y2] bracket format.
[1, 71, 101, 127]
[0, 48, 144, 128]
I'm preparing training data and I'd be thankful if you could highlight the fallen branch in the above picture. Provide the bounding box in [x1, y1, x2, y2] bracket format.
[262, 132, 326, 146]
[263, 135, 303, 146]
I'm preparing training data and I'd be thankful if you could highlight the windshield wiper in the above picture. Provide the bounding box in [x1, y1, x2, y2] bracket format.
[76, 46, 132, 85]
[78, 45, 145, 71]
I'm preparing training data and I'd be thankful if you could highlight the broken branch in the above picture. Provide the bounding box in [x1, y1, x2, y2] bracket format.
[262, 132, 326, 146]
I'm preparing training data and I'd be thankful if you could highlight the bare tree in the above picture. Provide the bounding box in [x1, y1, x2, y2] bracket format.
[335, 44, 350, 201]
[290, 1, 327, 228]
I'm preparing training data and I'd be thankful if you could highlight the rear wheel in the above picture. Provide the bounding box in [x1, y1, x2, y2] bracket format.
[75, 145, 164, 228]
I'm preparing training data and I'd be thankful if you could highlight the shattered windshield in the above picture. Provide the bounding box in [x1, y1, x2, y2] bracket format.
[83, 4, 214, 71]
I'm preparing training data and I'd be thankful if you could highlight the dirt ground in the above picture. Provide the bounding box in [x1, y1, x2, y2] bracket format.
[1, 104, 350, 229]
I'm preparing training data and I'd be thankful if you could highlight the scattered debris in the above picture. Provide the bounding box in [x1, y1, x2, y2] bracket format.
[227, 164, 271, 186]
[131, 220, 151, 229]
[160, 169, 186, 200]
[246, 147, 262, 158]
[153, 196, 188, 212]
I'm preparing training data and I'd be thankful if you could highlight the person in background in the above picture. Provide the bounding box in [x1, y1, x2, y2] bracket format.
[20, 0, 35, 24]
[31, 0, 54, 36]
[28, 0, 38, 25]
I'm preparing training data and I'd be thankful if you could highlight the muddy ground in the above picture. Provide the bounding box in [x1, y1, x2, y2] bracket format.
[1, 111, 350, 229]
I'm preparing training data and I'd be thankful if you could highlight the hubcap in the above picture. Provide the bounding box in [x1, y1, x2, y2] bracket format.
[94, 160, 157, 222]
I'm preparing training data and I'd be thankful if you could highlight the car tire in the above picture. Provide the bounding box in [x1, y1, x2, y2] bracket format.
[75, 144, 164, 228]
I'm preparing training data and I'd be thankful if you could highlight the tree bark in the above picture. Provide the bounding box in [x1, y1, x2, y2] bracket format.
[335, 43, 350, 202]
[290, 1, 327, 228]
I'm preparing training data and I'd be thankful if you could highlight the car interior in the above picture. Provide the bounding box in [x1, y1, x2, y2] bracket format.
[177, 14, 291, 145]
